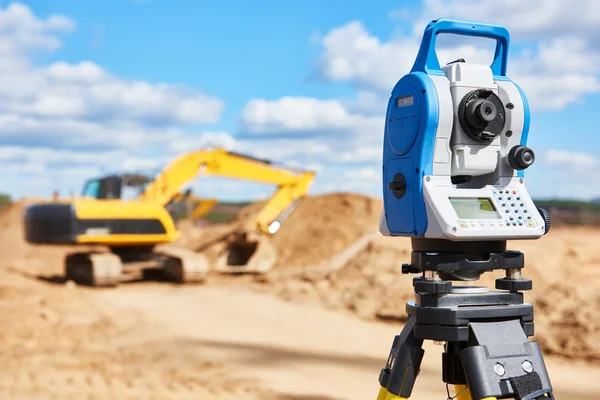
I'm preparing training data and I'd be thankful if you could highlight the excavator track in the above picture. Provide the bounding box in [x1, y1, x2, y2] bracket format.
[156, 247, 208, 283]
[65, 252, 123, 287]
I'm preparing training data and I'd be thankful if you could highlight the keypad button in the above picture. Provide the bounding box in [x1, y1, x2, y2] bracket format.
[507, 196, 512, 200]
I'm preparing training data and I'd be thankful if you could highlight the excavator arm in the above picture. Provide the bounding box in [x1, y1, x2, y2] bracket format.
[139, 148, 315, 234]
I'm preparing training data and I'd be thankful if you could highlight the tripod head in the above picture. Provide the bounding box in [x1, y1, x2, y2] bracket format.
[379, 18, 551, 282]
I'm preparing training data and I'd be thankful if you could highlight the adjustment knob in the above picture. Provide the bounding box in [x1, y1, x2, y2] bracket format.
[388, 173, 407, 199]
[508, 145, 535, 170]
[402, 263, 411, 274]
[537, 207, 551, 235]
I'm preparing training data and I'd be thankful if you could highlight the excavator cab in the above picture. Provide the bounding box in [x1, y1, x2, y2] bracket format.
[80, 174, 151, 200]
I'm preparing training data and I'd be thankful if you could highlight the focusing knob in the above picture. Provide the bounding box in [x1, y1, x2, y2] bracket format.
[458, 89, 506, 142]
[537, 207, 551, 235]
[508, 145, 535, 170]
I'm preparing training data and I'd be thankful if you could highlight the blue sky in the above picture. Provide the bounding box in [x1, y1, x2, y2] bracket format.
[2, 0, 600, 201]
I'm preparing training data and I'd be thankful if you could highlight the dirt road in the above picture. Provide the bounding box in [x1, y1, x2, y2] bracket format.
[88, 283, 600, 400]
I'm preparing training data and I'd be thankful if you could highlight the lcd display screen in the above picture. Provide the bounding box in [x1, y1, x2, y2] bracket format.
[449, 197, 501, 219]
[396, 95, 414, 108]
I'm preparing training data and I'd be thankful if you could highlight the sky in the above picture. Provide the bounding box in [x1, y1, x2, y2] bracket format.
[1, 0, 599, 202]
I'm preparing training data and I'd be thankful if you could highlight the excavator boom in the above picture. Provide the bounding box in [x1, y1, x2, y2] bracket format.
[139, 148, 315, 234]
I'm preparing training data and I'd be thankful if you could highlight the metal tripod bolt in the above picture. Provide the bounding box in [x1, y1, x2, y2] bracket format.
[423, 270, 441, 281]
[494, 363, 506, 376]
[506, 268, 522, 279]
[522, 360, 534, 373]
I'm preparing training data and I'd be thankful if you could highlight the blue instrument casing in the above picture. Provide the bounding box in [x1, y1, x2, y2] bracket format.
[380, 19, 541, 240]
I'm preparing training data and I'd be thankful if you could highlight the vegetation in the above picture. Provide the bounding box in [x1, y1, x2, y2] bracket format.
[532, 199, 600, 226]
[170, 200, 252, 223]
[203, 212, 239, 224]
[533, 199, 600, 212]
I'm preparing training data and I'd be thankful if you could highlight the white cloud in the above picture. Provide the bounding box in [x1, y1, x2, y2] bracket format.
[315, 1, 600, 111]
[239, 96, 380, 135]
[316, 21, 495, 92]
[0, 3, 75, 56]
[166, 131, 237, 154]
[344, 167, 379, 180]
[0, 3, 224, 154]
[545, 149, 597, 168]
[408, 0, 600, 42]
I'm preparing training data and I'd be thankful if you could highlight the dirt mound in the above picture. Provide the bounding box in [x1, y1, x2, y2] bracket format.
[0, 200, 82, 277]
[269, 193, 381, 269]
[185, 193, 382, 270]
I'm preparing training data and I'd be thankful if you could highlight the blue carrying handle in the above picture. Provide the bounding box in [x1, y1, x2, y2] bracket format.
[411, 18, 510, 76]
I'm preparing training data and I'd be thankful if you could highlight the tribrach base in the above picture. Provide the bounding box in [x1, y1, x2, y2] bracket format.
[377, 245, 554, 400]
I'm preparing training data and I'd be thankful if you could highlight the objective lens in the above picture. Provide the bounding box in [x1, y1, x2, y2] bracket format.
[477, 100, 497, 122]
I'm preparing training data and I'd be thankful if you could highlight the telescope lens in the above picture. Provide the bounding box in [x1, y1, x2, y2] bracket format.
[466, 100, 497, 128]
[458, 89, 506, 142]
[478, 100, 497, 122]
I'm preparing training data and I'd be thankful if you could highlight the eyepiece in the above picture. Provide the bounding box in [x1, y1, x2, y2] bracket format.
[458, 89, 506, 142]
[465, 99, 498, 129]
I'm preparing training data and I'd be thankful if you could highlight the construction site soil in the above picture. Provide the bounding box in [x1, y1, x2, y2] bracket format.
[1, 194, 599, 399]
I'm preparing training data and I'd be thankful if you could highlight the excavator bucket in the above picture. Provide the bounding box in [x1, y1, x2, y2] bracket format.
[213, 232, 277, 274]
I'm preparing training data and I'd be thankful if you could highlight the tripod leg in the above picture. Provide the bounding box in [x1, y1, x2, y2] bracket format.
[460, 320, 553, 400]
[376, 316, 424, 400]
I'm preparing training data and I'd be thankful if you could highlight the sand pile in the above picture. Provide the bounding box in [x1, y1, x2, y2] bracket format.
[183, 193, 382, 270]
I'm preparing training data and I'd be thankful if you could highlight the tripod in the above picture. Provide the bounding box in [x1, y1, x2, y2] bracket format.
[375, 239, 554, 400]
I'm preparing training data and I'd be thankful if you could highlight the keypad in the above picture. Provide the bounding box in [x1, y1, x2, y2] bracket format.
[492, 186, 536, 228]
[456, 186, 537, 229]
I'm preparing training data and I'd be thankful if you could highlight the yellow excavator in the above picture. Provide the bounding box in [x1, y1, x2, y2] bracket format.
[24, 148, 315, 287]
